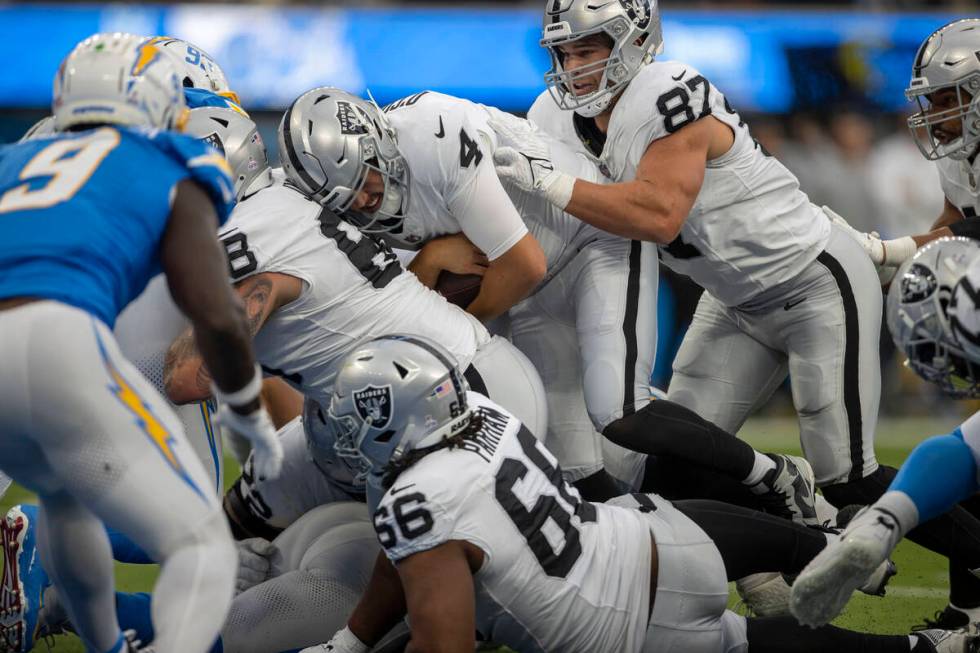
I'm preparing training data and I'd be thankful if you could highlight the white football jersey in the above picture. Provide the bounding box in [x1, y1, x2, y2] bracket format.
[936, 156, 980, 219]
[374, 392, 652, 653]
[384, 91, 606, 277]
[531, 62, 833, 307]
[220, 172, 490, 408]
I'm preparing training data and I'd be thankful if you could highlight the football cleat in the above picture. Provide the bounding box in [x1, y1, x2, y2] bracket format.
[911, 628, 980, 653]
[789, 505, 903, 627]
[749, 454, 819, 526]
[913, 605, 972, 632]
[0, 505, 49, 653]
[734, 572, 791, 617]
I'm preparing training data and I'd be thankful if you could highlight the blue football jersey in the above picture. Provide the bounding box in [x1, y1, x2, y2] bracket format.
[0, 126, 235, 327]
[184, 88, 248, 115]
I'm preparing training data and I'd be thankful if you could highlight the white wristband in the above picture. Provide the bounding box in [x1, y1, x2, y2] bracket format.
[882, 236, 917, 266]
[328, 626, 370, 653]
[543, 171, 576, 210]
[211, 363, 262, 407]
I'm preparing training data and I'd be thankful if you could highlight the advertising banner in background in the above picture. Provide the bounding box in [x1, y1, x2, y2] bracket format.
[0, 4, 964, 113]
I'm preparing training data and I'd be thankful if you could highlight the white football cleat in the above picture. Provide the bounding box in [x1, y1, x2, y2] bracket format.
[735, 572, 791, 617]
[790, 506, 903, 627]
[911, 628, 980, 653]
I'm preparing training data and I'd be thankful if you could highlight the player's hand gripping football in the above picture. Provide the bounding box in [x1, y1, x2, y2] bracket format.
[214, 403, 284, 481]
[489, 117, 575, 210]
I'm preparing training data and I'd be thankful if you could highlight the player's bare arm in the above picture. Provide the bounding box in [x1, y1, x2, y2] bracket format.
[343, 552, 410, 647]
[398, 541, 480, 653]
[408, 233, 489, 289]
[931, 196, 965, 230]
[162, 179, 259, 402]
[562, 117, 732, 242]
[164, 270, 303, 404]
[466, 233, 546, 321]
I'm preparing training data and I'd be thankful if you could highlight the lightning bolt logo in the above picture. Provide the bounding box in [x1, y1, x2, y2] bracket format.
[93, 325, 205, 501]
[131, 39, 163, 77]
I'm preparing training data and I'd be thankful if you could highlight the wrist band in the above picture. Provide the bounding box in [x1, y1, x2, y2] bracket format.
[211, 363, 262, 407]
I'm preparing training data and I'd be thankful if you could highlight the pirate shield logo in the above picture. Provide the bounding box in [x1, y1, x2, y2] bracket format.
[900, 263, 938, 304]
[353, 384, 393, 429]
[336, 101, 369, 136]
[618, 0, 652, 29]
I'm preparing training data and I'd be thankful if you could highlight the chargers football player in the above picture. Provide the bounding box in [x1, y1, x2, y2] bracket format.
[0, 34, 281, 653]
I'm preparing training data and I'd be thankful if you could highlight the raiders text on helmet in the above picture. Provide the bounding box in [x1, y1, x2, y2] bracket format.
[541, 0, 664, 117]
[278, 87, 411, 234]
[327, 334, 471, 485]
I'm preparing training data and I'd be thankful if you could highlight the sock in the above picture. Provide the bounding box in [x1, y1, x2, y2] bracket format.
[115, 592, 154, 646]
[114, 592, 226, 653]
[105, 527, 153, 565]
[743, 453, 778, 486]
[950, 602, 980, 620]
[875, 491, 921, 538]
[890, 431, 979, 524]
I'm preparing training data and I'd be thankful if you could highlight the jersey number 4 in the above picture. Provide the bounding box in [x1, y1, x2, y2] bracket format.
[0, 130, 120, 214]
[495, 427, 597, 578]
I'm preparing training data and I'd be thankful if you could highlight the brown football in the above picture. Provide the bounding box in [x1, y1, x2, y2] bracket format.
[435, 271, 482, 308]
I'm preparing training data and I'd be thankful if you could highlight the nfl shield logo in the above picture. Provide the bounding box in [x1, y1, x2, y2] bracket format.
[353, 384, 393, 429]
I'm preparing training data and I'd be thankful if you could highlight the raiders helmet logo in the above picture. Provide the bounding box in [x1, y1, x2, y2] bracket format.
[900, 263, 938, 303]
[203, 132, 225, 157]
[618, 0, 652, 29]
[353, 384, 393, 429]
[336, 101, 368, 136]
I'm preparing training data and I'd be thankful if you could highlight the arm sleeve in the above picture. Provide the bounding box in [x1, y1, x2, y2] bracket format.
[445, 121, 528, 261]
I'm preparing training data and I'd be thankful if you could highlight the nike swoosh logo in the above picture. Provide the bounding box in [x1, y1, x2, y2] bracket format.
[586, 0, 616, 9]
[671, 70, 686, 81]
[390, 483, 416, 496]
[435, 116, 445, 139]
[784, 297, 807, 311]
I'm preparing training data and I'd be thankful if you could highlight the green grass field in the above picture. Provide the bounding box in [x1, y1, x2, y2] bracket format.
[6, 414, 970, 652]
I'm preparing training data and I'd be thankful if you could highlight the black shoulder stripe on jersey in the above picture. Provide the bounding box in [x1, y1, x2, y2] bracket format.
[463, 364, 489, 396]
[621, 240, 642, 417]
[816, 251, 864, 483]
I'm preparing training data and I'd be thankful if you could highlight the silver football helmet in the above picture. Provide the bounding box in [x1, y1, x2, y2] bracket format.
[278, 88, 410, 235]
[53, 33, 186, 132]
[326, 335, 471, 484]
[184, 107, 272, 201]
[887, 237, 980, 397]
[950, 256, 980, 369]
[541, 0, 664, 117]
[906, 19, 980, 161]
[303, 398, 364, 496]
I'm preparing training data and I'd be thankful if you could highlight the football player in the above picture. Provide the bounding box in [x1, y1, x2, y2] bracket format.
[0, 34, 281, 653]
[163, 90, 551, 536]
[829, 20, 980, 279]
[488, 0, 980, 618]
[288, 88, 817, 520]
[301, 335, 967, 653]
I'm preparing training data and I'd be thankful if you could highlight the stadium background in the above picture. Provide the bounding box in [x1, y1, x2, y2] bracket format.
[0, 0, 977, 649]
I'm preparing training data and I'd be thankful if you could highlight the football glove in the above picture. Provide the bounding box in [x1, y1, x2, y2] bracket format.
[214, 403, 283, 481]
[298, 626, 369, 653]
[488, 117, 575, 210]
[235, 537, 277, 594]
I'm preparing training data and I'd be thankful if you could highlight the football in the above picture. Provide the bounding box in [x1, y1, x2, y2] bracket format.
[435, 270, 482, 308]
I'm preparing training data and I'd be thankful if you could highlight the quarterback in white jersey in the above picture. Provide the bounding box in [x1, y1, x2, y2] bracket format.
[305, 336, 959, 653]
[493, 0, 886, 503]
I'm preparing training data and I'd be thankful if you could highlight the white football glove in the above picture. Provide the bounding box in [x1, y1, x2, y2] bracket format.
[235, 537, 277, 594]
[298, 627, 369, 653]
[822, 205, 917, 269]
[488, 117, 575, 210]
[214, 404, 283, 481]
[822, 205, 885, 265]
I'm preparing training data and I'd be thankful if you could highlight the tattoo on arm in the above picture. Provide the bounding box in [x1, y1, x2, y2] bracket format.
[164, 275, 276, 398]
[239, 276, 274, 337]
